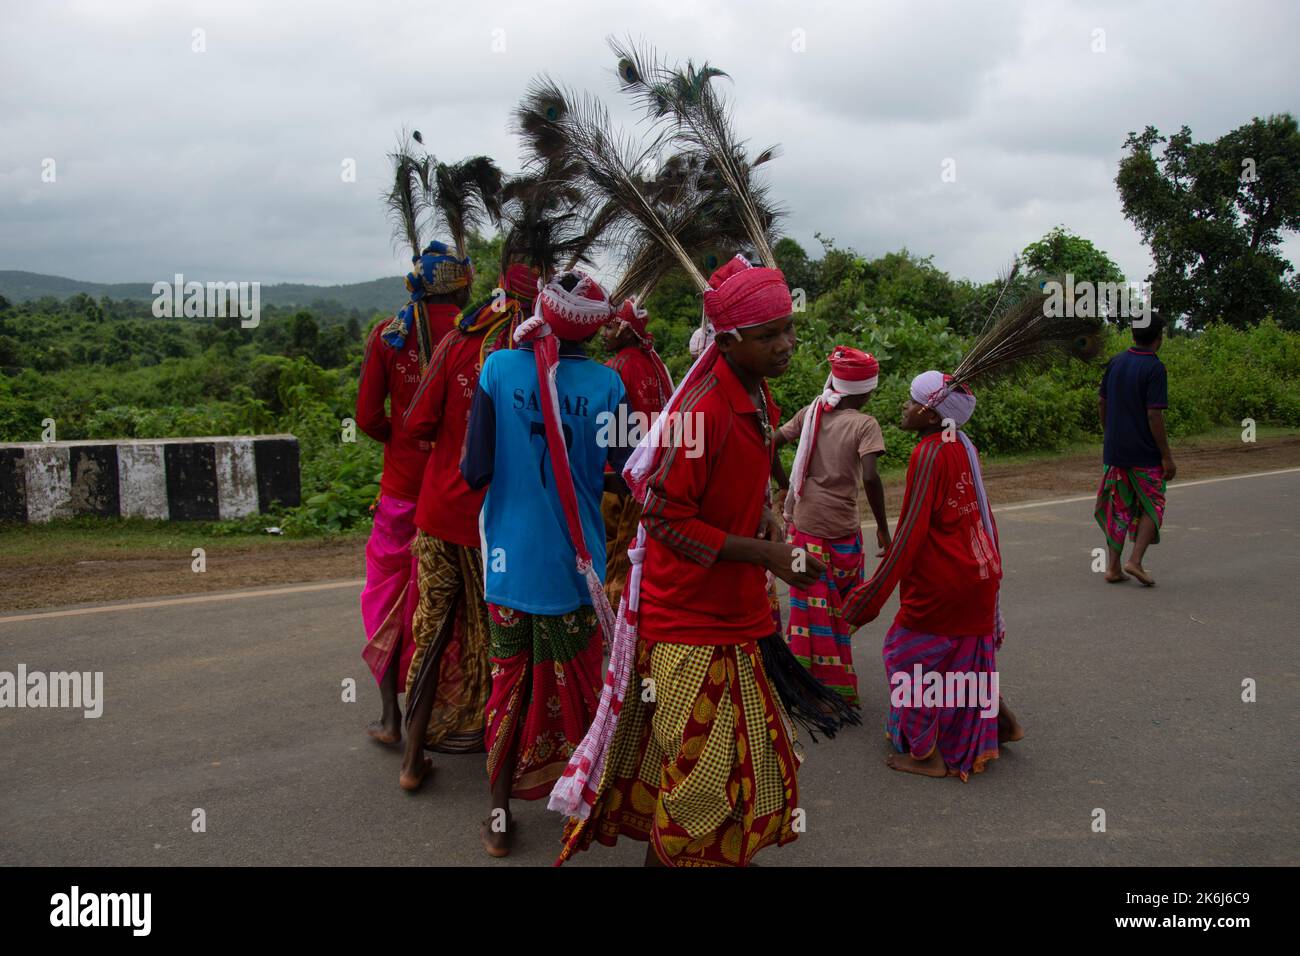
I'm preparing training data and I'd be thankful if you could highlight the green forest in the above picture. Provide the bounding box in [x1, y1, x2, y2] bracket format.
[3, 114, 1299, 535]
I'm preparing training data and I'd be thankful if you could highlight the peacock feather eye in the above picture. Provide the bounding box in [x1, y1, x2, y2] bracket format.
[618, 58, 637, 84]
[705, 254, 718, 270]
[545, 106, 559, 121]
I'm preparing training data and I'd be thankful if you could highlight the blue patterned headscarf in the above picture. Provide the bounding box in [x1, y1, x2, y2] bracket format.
[382, 241, 472, 350]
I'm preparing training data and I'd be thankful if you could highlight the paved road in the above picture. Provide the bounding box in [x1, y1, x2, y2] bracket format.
[2, 470, 1297, 866]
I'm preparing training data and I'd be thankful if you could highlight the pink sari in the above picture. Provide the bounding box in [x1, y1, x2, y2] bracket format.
[360, 495, 419, 688]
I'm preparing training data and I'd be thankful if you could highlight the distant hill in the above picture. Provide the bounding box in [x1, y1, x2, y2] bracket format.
[0, 271, 405, 316]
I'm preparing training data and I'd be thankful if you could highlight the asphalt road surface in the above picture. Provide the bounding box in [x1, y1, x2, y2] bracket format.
[2, 469, 1297, 867]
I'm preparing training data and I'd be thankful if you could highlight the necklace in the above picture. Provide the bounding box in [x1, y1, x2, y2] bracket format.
[754, 386, 773, 448]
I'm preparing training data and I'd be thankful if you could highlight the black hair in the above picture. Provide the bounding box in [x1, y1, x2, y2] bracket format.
[1132, 312, 1165, 346]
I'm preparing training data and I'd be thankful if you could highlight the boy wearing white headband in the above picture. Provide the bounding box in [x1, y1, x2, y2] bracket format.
[772, 345, 889, 703]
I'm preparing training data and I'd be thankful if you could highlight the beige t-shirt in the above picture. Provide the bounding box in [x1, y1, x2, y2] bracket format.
[779, 404, 886, 538]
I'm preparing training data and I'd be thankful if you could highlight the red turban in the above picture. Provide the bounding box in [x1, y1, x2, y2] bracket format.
[615, 297, 649, 339]
[701, 255, 792, 333]
[500, 263, 541, 301]
[828, 345, 880, 392]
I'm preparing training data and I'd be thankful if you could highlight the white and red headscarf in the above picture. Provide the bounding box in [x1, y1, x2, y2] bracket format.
[614, 296, 673, 410]
[513, 270, 618, 659]
[910, 370, 976, 427]
[784, 345, 880, 521]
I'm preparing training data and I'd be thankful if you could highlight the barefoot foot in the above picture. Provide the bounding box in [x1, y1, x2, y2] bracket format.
[367, 719, 401, 746]
[1103, 570, 1129, 583]
[1123, 563, 1155, 587]
[885, 749, 948, 777]
[997, 705, 1025, 744]
[398, 755, 433, 792]
[480, 815, 512, 858]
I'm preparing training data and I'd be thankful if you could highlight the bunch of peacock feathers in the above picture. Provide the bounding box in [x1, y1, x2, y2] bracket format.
[383, 130, 505, 365]
[502, 79, 598, 282]
[609, 36, 784, 270]
[949, 263, 1105, 390]
[386, 129, 505, 262]
[512, 71, 782, 319]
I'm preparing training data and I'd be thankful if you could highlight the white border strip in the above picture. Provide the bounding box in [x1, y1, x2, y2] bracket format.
[0, 579, 364, 625]
[994, 466, 1300, 513]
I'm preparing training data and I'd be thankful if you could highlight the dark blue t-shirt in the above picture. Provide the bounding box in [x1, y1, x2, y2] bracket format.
[1100, 348, 1168, 468]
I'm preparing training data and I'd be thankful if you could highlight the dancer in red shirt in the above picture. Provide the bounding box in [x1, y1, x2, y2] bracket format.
[397, 263, 538, 789]
[557, 256, 857, 867]
[358, 141, 503, 748]
[841, 287, 1103, 780]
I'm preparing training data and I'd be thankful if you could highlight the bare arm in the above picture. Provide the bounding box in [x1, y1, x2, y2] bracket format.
[719, 534, 823, 589]
[860, 452, 890, 555]
[1147, 408, 1176, 480]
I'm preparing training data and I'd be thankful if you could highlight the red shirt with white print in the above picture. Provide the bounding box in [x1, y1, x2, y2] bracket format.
[355, 303, 460, 502]
[606, 345, 669, 418]
[403, 322, 511, 547]
[842, 432, 1001, 636]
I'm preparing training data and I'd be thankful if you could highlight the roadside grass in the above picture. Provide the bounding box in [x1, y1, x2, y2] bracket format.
[0, 515, 367, 567]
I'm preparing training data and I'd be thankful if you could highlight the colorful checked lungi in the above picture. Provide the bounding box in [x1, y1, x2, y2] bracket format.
[882, 621, 999, 782]
[784, 525, 865, 703]
[359, 495, 419, 690]
[484, 604, 603, 801]
[557, 638, 801, 867]
[405, 531, 492, 754]
[1094, 465, 1166, 552]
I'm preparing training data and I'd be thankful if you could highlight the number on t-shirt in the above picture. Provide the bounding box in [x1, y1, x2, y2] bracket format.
[529, 420, 574, 488]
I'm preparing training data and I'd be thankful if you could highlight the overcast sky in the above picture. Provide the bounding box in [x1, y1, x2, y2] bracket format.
[2, 0, 1297, 290]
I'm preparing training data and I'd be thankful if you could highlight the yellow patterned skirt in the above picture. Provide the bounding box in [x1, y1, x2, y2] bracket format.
[405, 532, 492, 753]
[558, 638, 801, 867]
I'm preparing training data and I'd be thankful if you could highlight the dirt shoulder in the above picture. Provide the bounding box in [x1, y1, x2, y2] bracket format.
[0, 533, 368, 613]
[3, 431, 1298, 614]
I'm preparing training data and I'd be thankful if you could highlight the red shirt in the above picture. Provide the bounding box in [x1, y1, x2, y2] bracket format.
[355, 303, 459, 501]
[607, 345, 669, 417]
[404, 321, 510, 547]
[637, 356, 780, 646]
[842, 433, 1001, 635]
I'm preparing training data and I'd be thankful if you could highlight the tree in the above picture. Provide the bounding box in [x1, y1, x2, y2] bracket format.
[774, 236, 819, 299]
[1020, 226, 1126, 287]
[287, 311, 320, 358]
[1116, 114, 1300, 329]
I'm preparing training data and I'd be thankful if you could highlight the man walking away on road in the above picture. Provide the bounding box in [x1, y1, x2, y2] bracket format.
[1095, 314, 1175, 587]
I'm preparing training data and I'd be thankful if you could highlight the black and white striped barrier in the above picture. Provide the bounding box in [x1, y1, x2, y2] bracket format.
[0, 436, 300, 523]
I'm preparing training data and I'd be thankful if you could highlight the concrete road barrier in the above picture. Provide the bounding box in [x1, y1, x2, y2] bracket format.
[0, 435, 299, 522]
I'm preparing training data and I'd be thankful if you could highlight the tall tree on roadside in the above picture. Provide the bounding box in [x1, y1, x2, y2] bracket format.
[1116, 114, 1300, 330]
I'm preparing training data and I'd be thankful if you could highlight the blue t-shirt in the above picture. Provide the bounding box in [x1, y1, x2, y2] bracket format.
[1100, 347, 1169, 468]
[462, 342, 631, 615]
